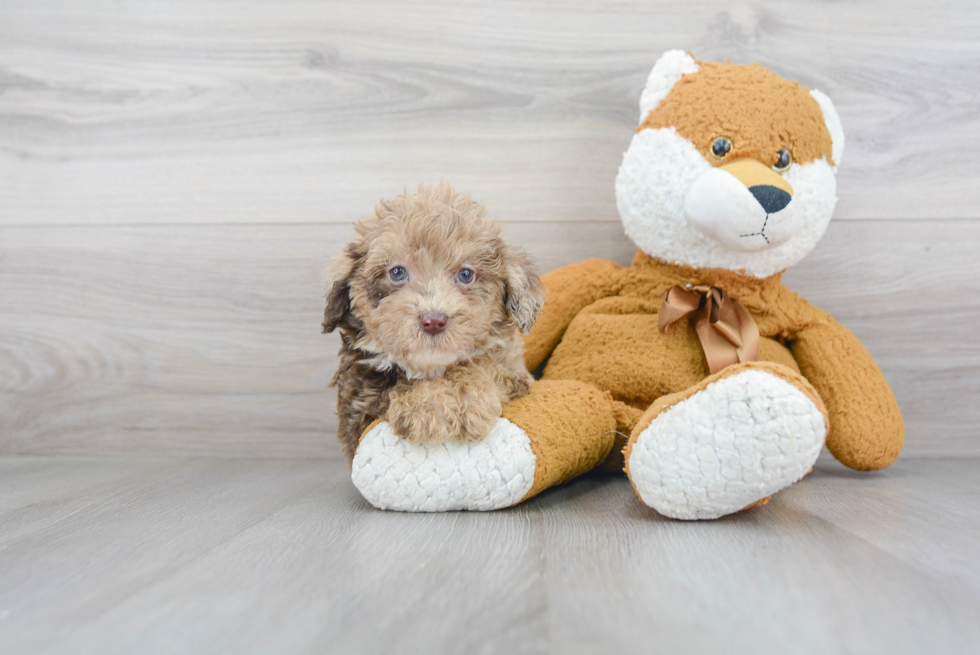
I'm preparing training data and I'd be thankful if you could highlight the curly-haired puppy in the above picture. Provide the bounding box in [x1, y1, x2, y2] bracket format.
[322, 183, 544, 463]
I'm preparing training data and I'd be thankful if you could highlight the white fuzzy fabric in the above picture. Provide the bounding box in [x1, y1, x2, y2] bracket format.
[810, 89, 845, 168]
[684, 167, 797, 252]
[627, 370, 826, 520]
[638, 50, 699, 121]
[616, 128, 838, 278]
[351, 418, 536, 512]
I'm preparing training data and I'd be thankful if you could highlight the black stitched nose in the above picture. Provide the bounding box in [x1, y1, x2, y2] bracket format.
[749, 185, 792, 214]
[420, 312, 448, 335]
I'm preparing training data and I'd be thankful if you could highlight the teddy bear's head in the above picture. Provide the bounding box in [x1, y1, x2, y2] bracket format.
[615, 50, 844, 279]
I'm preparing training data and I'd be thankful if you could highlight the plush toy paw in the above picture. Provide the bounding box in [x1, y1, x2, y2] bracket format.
[625, 367, 826, 520]
[351, 417, 536, 512]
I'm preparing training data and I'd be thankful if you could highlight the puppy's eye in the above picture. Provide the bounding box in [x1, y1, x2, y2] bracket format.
[388, 266, 407, 283]
[773, 148, 793, 172]
[456, 268, 475, 285]
[710, 136, 732, 160]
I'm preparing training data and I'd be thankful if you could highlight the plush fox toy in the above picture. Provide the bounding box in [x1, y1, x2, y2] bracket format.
[349, 51, 904, 518]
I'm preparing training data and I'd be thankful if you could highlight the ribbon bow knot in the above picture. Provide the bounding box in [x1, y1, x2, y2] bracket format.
[658, 285, 760, 374]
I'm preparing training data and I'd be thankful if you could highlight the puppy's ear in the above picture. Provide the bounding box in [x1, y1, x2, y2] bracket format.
[500, 244, 544, 335]
[321, 243, 359, 334]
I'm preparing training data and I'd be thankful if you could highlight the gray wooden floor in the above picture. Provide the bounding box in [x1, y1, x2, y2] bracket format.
[1, 455, 978, 654]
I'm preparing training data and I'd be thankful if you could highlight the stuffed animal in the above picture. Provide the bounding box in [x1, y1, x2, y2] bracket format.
[349, 50, 904, 518]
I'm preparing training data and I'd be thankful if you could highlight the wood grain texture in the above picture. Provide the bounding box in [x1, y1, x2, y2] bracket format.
[2, 219, 977, 457]
[1, 0, 978, 226]
[1, 456, 979, 653]
[0, 220, 634, 458]
[1, 0, 978, 459]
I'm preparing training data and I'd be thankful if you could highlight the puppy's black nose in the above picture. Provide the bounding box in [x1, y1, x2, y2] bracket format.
[420, 312, 449, 335]
[749, 185, 792, 214]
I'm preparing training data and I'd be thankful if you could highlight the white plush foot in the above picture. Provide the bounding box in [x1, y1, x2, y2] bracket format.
[351, 418, 536, 512]
[627, 370, 826, 520]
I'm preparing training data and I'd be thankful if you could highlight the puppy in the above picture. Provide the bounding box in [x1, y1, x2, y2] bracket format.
[322, 183, 544, 463]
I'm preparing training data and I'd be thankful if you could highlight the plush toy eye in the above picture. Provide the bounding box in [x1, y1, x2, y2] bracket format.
[456, 268, 475, 284]
[388, 266, 407, 282]
[710, 136, 732, 160]
[774, 149, 793, 171]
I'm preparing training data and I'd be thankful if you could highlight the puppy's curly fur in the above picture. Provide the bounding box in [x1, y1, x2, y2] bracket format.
[323, 183, 544, 463]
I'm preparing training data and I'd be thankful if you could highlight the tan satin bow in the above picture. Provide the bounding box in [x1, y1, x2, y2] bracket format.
[659, 285, 760, 374]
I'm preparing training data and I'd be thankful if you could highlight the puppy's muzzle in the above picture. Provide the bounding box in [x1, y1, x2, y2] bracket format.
[420, 312, 449, 335]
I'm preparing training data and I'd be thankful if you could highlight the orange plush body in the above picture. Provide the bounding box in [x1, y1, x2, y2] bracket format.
[527, 254, 904, 475]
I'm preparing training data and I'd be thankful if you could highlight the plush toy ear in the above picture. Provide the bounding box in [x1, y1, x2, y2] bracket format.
[500, 244, 544, 335]
[810, 89, 845, 168]
[321, 243, 359, 334]
[638, 49, 700, 122]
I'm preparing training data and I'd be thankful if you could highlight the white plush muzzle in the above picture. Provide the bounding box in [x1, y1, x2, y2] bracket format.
[684, 167, 800, 252]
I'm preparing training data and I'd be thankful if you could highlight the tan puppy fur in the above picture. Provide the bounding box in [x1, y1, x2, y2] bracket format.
[323, 183, 544, 462]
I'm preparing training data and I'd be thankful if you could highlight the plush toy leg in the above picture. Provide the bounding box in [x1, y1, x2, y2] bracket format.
[351, 380, 618, 511]
[624, 362, 828, 520]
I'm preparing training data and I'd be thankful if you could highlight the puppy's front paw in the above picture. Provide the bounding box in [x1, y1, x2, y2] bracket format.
[458, 383, 502, 443]
[387, 385, 462, 445]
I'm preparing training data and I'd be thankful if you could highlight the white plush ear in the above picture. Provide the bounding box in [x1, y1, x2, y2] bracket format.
[810, 89, 845, 168]
[638, 50, 699, 122]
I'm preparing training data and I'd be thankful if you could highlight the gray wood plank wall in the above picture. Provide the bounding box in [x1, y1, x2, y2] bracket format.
[2, 0, 978, 458]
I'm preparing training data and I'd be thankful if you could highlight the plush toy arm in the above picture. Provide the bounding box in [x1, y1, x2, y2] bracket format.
[791, 318, 904, 470]
[350, 380, 618, 511]
[524, 259, 626, 371]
